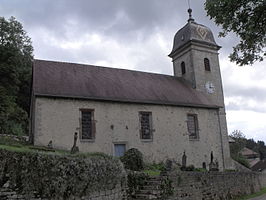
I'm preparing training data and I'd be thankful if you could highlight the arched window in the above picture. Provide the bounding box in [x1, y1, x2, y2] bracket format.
[204, 58, 210, 71]
[181, 61, 186, 75]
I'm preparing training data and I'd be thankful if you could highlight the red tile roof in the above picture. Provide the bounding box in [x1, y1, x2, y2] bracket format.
[33, 59, 219, 108]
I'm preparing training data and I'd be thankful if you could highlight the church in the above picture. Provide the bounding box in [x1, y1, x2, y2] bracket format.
[30, 9, 232, 170]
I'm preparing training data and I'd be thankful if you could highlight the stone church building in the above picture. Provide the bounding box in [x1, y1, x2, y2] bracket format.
[30, 10, 232, 170]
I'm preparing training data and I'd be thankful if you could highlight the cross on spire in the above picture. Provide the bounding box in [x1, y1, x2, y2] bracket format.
[187, 0, 194, 22]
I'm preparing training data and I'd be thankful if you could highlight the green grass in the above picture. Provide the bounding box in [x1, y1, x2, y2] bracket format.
[234, 187, 266, 200]
[143, 169, 161, 176]
[0, 136, 112, 158]
[0, 144, 32, 152]
[143, 162, 165, 176]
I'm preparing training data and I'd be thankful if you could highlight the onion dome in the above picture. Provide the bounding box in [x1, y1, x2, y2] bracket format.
[169, 8, 220, 58]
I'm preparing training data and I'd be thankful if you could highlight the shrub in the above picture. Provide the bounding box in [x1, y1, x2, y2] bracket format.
[233, 155, 250, 168]
[121, 148, 144, 171]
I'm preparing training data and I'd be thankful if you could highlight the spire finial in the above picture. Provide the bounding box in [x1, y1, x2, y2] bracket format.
[187, 0, 194, 22]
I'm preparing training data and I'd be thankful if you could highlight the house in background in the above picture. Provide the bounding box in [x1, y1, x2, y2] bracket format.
[240, 147, 260, 168]
[30, 10, 233, 170]
[252, 160, 266, 173]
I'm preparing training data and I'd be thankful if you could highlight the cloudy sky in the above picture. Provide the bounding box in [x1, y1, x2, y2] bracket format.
[1, 0, 265, 142]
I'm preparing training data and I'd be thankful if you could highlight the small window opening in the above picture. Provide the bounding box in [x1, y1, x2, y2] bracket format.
[80, 109, 95, 140]
[204, 58, 211, 71]
[181, 61, 186, 75]
[187, 114, 199, 140]
[139, 112, 152, 140]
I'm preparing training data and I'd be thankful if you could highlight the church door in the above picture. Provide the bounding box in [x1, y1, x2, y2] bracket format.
[114, 144, 126, 157]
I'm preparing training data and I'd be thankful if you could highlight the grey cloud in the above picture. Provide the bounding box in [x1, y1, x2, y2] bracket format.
[0, 0, 222, 43]
[226, 101, 266, 113]
[224, 84, 266, 102]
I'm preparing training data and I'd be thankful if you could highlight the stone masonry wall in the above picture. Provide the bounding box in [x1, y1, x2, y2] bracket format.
[0, 181, 125, 200]
[129, 171, 266, 200]
[34, 97, 228, 170]
[167, 171, 266, 200]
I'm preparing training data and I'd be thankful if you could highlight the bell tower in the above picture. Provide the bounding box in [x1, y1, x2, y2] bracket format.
[169, 9, 233, 169]
[169, 8, 225, 106]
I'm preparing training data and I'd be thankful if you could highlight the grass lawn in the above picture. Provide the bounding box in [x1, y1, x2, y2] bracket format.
[0, 144, 69, 155]
[0, 135, 114, 158]
[143, 169, 161, 176]
[234, 187, 266, 200]
[0, 135, 71, 155]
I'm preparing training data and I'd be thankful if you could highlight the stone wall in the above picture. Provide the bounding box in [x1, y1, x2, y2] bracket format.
[33, 97, 229, 170]
[0, 149, 127, 200]
[167, 171, 266, 200]
[129, 171, 266, 200]
[0, 182, 124, 200]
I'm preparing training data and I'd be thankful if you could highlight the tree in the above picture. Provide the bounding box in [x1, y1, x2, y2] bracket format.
[229, 130, 246, 157]
[205, 0, 266, 66]
[257, 141, 266, 160]
[0, 16, 33, 135]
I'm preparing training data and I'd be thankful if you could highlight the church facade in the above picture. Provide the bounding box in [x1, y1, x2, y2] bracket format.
[30, 11, 232, 170]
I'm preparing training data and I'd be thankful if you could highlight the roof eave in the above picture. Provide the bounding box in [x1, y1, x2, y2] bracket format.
[168, 39, 221, 58]
[33, 93, 221, 109]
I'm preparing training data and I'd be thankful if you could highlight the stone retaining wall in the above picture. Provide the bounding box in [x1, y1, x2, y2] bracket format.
[0, 180, 125, 200]
[167, 171, 266, 200]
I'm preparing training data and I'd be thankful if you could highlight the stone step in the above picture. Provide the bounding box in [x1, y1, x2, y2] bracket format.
[135, 193, 159, 199]
[142, 185, 161, 190]
[145, 180, 162, 185]
[137, 189, 161, 195]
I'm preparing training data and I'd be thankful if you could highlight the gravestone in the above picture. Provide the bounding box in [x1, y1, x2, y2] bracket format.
[47, 140, 53, 149]
[181, 151, 187, 171]
[209, 151, 219, 171]
[71, 132, 79, 154]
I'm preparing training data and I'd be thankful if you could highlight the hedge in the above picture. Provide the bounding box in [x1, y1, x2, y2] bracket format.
[0, 148, 126, 199]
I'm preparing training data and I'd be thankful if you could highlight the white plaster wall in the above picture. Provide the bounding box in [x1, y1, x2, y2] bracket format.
[34, 97, 227, 170]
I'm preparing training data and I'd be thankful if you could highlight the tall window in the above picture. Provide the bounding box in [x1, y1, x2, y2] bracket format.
[187, 114, 199, 140]
[139, 112, 152, 140]
[204, 58, 210, 71]
[80, 109, 95, 140]
[181, 61, 186, 74]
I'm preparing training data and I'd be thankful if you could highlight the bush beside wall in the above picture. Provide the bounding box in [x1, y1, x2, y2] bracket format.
[0, 149, 127, 200]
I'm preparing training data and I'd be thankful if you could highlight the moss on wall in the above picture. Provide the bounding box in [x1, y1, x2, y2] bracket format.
[0, 149, 126, 199]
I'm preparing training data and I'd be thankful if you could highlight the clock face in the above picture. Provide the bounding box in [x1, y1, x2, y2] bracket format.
[205, 81, 215, 94]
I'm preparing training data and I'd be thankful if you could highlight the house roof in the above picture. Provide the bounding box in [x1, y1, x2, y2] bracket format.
[228, 136, 235, 143]
[249, 159, 260, 168]
[33, 59, 219, 108]
[251, 160, 266, 172]
[240, 147, 259, 157]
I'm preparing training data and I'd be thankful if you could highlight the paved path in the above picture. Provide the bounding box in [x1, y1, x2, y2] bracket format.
[247, 193, 266, 200]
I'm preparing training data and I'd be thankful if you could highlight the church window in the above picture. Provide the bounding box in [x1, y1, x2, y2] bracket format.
[80, 109, 95, 140]
[181, 61, 186, 74]
[139, 112, 152, 140]
[204, 58, 210, 71]
[187, 114, 199, 140]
